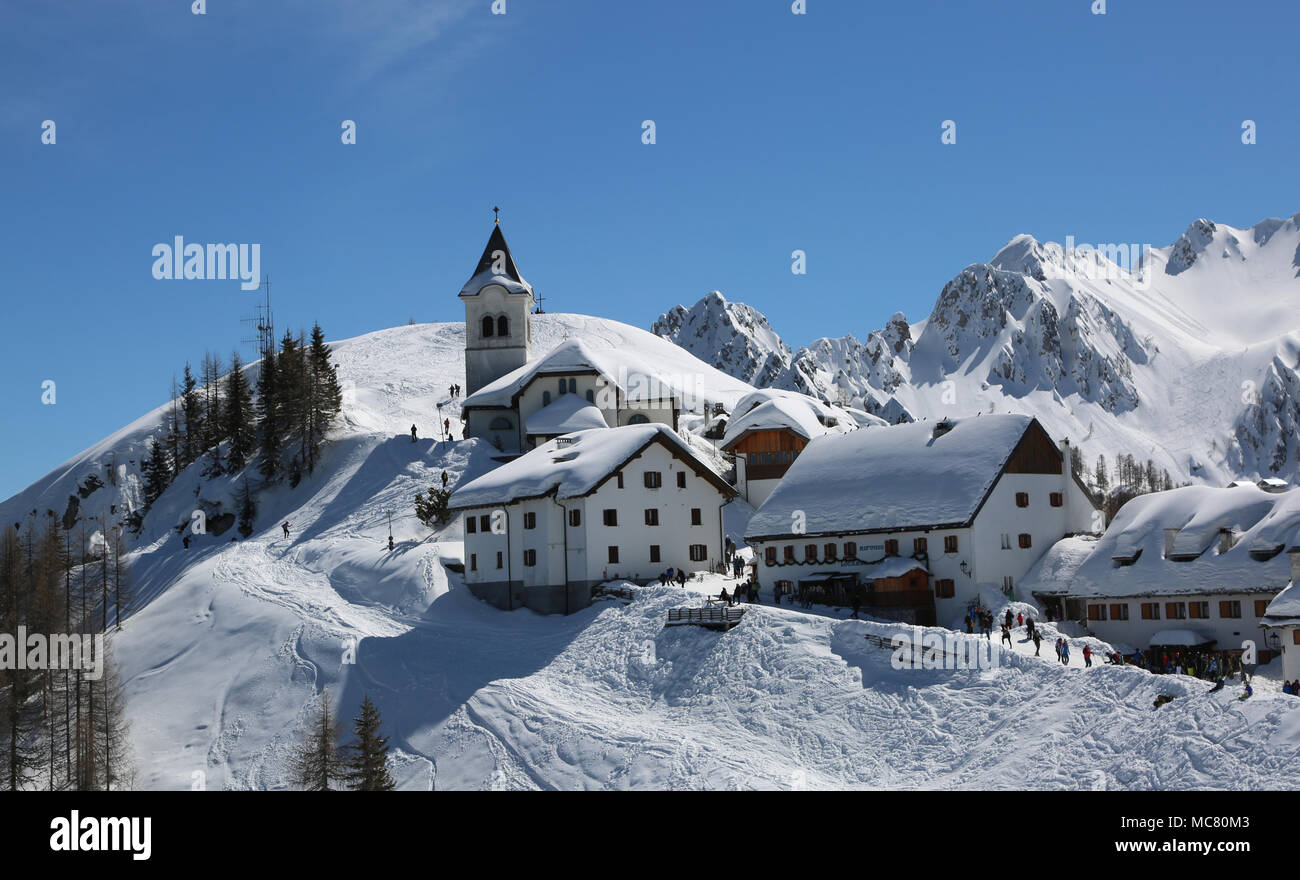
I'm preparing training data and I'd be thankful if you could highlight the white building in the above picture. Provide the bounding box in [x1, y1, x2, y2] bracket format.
[1023, 484, 1300, 662]
[449, 424, 737, 614]
[461, 338, 683, 455]
[460, 223, 535, 398]
[719, 390, 862, 507]
[743, 414, 1097, 624]
[1262, 553, 1300, 681]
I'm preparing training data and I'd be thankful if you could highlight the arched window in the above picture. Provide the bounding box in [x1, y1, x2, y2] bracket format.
[585, 389, 594, 403]
[543, 391, 552, 406]
[558, 378, 567, 394]
[497, 315, 509, 337]
[481, 316, 494, 338]
[568, 378, 577, 393]
[628, 413, 650, 425]
[489, 417, 513, 431]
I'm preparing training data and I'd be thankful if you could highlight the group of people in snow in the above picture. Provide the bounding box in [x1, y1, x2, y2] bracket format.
[1282, 680, 1300, 695]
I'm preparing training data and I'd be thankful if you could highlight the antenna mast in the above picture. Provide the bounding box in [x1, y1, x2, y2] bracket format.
[240, 276, 274, 354]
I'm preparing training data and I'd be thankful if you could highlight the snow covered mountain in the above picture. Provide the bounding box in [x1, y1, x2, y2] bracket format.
[655, 214, 1300, 487]
[6, 307, 1300, 789]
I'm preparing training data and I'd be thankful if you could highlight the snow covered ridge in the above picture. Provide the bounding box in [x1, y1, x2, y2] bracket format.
[654, 214, 1300, 487]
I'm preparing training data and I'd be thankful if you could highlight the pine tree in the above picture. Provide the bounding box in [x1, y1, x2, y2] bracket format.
[305, 323, 342, 475]
[141, 438, 173, 509]
[277, 330, 308, 475]
[200, 352, 225, 475]
[224, 352, 256, 472]
[180, 362, 202, 470]
[290, 693, 343, 791]
[342, 696, 395, 791]
[256, 345, 282, 480]
[414, 487, 452, 528]
[236, 476, 257, 538]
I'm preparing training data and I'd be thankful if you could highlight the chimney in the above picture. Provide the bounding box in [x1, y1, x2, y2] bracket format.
[1290, 547, 1300, 585]
[1218, 528, 1237, 555]
[1164, 528, 1179, 558]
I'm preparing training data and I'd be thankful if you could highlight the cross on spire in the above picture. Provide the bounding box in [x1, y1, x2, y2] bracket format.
[493, 205, 500, 225]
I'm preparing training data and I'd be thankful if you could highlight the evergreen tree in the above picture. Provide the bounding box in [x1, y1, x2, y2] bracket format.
[224, 352, 256, 472]
[256, 345, 282, 481]
[414, 487, 452, 528]
[236, 476, 257, 538]
[141, 438, 173, 509]
[290, 693, 343, 791]
[1094, 455, 1109, 492]
[200, 352, 225, 475]
[180, 362, 202, 470]
[342, 696, 395, 791]
[277, 330, 308, 474]
[305, 323, 343, 475]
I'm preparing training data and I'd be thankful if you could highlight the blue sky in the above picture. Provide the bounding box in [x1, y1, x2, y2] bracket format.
[2, 0, 1297, 500]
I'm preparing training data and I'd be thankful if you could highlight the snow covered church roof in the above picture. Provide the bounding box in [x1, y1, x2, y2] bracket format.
[458, 224, 533, 298]
[449, 424, 735, 509]
[1022, 484, 1300, 599]
[524, 393, 608, 436]
[745, 413, 1043, 540]
[720, 390, 854, 450]
[462, 338, 683, 410]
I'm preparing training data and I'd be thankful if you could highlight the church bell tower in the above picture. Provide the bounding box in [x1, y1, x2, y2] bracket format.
[460, 216, 535, 397]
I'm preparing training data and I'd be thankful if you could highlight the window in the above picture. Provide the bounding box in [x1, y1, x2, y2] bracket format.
[1189, 602, 1209, 619]
[1141, 603, 1160, 620]
[1219, 601, 1242, 619]
[616, 472, 624, 489]
[542, 391, 551, 406]
[479, 515, 491, 532]
[1050, 492, 1063, 507]
[944, 535, 959, 554]
[805, 544, 817, 562]
[568, 509, 581, 527]
[644, 509, 659, 526]
[1016, 492, 1029, 508]
[644, 471, 662, 489]
[497, 315, 509, 337]
[496, 551, 503, 569]
[1018, 533, 1032, 549]
[691, 508, 702, 526]
[783, 545, 796, 563]
[470, 553, 477, 571]
[568, 378, 577, 394]
[677, 471, 687, 489]
[884, 539, 899, 556]
[1294, 630, 1300, 646]
[1255, 600, 1270, 618]
[824, 543, 837, 561]
[1166, 602, 1187, 620]
[466, 516, 477, 534]
[1088, 604, 1107, 621]
[765, 547, 777, 565]
[489, 417, 512, 431]
[935, 578, 955, 598]
[481, 316, 494, 338]
[608, 546, 619, 564]
[1000, 533, 1011, 550]
[690, 544, 708, 562]
[844, 542, 857, 560]
[650, 545, 661, 563]
[1109, 604, 1130, 621]
[586, 389, 594, 403]
[628, 413, 650, 424]
[558, 378, 567, 394]
[523, 512, 536, 530]
[603, 509, 618, 527]
[523, 549, 536, 567]
[913, 537, 927, 554]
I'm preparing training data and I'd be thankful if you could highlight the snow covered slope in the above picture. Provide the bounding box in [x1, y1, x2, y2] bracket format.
[7, 310, 1300, 790]
[655, 215, 1300, 487]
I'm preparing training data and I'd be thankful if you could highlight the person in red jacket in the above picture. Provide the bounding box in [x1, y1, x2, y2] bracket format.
[1083, 644, 1093, 668]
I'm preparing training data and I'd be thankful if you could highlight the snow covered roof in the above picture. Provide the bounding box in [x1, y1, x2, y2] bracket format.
[449, 424, 735, 509]
[524, 393, 608, 436]
[745, 414, 1041, 539]
[462, 338, 682, 410]
[1022, 485, 1300, 599]
[859, 557, 928, 580]
[1148, 629, 1216, 648]
[458, 224, 533, 298]
[720, 391, 854, 450]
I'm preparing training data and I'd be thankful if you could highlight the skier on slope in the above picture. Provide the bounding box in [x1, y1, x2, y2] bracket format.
[411, 424, 418, 443]
[282, 521, 290, 538]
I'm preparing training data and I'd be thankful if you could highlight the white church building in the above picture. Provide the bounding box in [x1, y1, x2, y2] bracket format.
[457, 224, 681, 454]
[449, 423, 737, 614]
